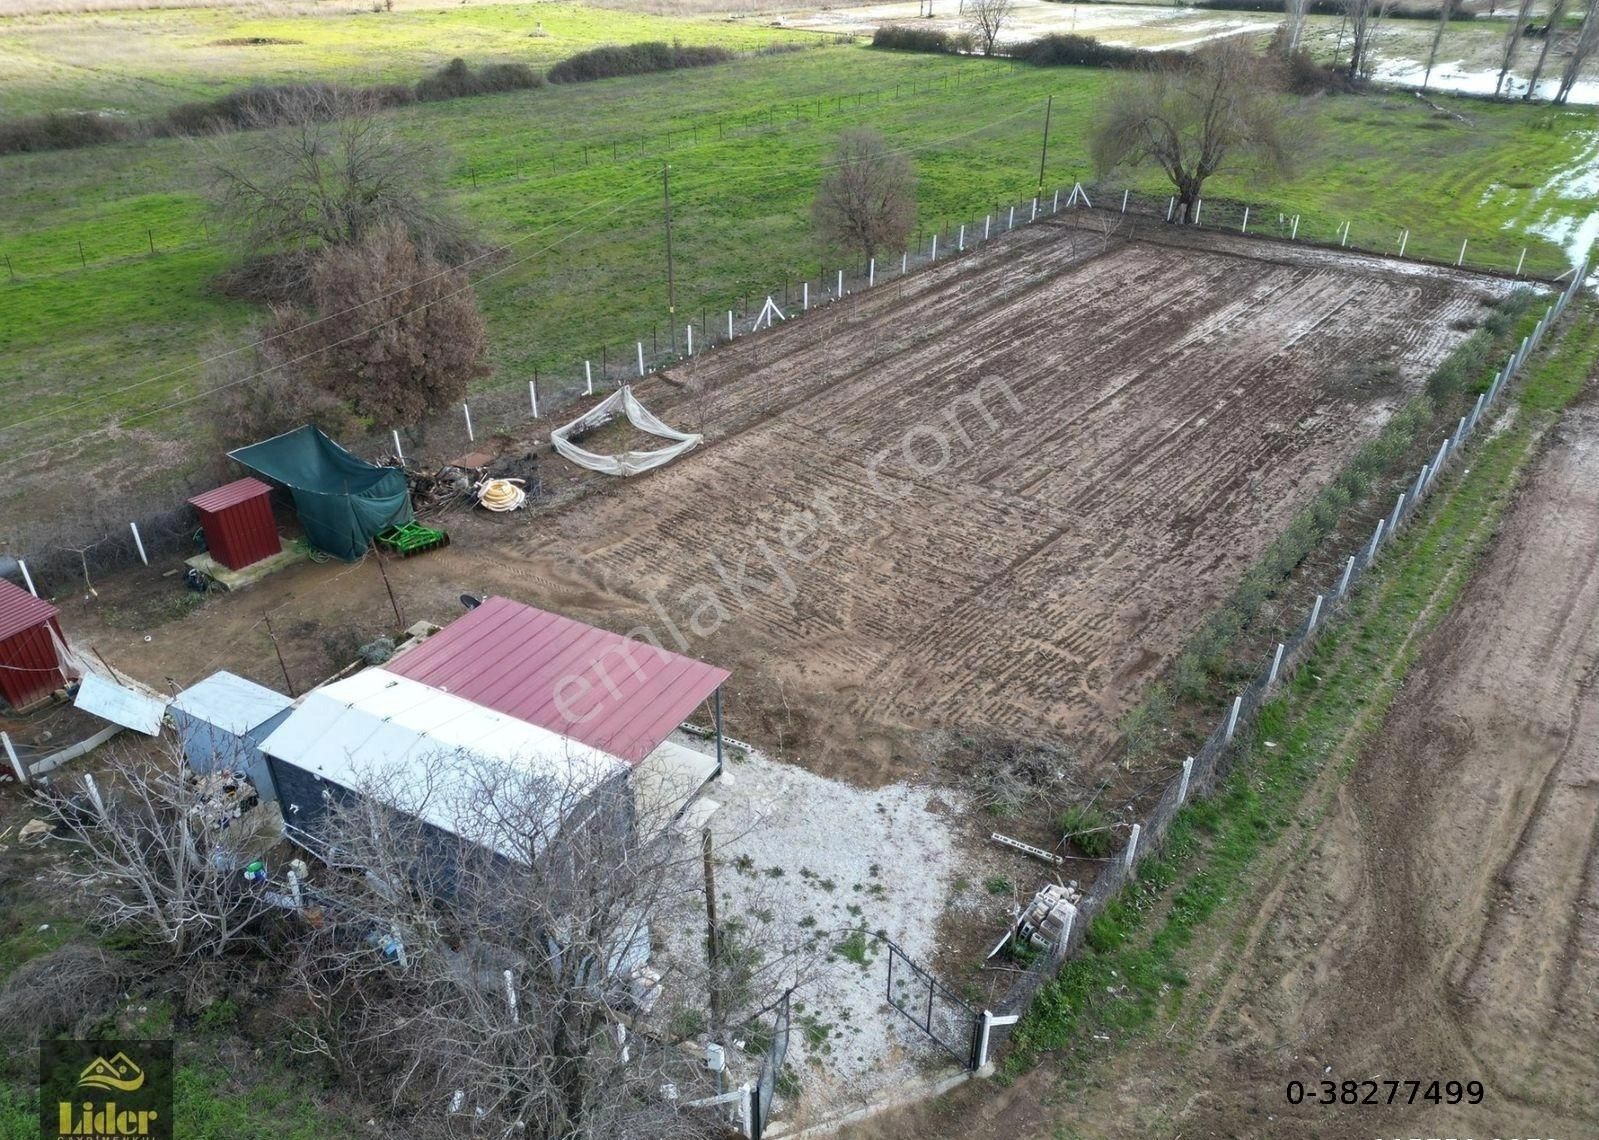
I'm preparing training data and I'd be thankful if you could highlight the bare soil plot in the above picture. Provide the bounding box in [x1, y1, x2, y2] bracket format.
[847, 398, 1599, 1140]
[490, 224, 1503, 785]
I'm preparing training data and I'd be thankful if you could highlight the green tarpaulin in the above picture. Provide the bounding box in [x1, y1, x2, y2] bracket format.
[229, 426, 413, 562]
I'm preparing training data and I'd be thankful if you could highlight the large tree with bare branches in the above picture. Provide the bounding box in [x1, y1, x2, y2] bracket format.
[1090, 42, 1294, 225]
[966, 0, 1015, 56]
[205, 87, 465, 298]
[811, 128, 917, 262]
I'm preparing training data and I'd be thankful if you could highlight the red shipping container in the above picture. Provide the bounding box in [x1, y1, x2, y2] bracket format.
[189, 478, 281, 571]
[0, 578, 66, 711]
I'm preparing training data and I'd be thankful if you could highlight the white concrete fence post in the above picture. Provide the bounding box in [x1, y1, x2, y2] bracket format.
[1123, 823, 1141, 871]
[836, 269, 843, 297]
[1267, 641, 1285, 687]
[727, 310, 734, 340]
[1031, 198, 1038, 222]
[1365, 519, 1386, 563]
[1291, 214, 1300, 240]
[1194, 199, 1203, 225]
[1398, 228, 1409, 258]
[584, 360, 593, 396]
[1387, 492, 1406, 539]
[958, 225, 965, 252]
[1469, 392, 1485, 432]
[901, 252, 908, 275]
[1307, 593, 1324, 633]
[1178, 756, 1194, 804]
[2, 733, 26, 785]
[1451, 415, 1468, 449]
[1413, 463, 1430, 503]
[1009, 205, 1016, 229]
[1515, 248, 1527, 277]
[1223, 695, 1243, 744]
[1053, 189, 1060, 213]
[1457, 238, 1468, 267]
[869, 257, 876, 286]
[17, 560, 37, 597]
[1166, 196, 1175, 222]
[528, 380, 538, 418]
[391, 430, 404, 463]
[931, 234, 938, 261]
[985, 214, 991, 240]
[129, 522, 148, 566]
[1340, 220, 1349, 247]
[638, 341, 646, 376]
[686, 325, 693, 356]
[803, 282, 809, 311]
[1337, 554, 1356, 597]
[1241, 206, 1249, 234]
[1122, 188, 1129, 213]
[462, 402, 474, 443]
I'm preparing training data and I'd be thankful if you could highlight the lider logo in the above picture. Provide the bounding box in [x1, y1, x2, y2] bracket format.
[76, 1055, 145, 1094]
[39, 1040, 172, 1140]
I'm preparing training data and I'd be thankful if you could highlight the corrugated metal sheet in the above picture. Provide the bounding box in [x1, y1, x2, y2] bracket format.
[74, 672, 167, 735]
[386, 597, 730, 765]
[0, 577, 56, 643]
[190, 477, 279, 571]
[171, 670, 292, 735]
[260, 669, 626, 857]
[0, 578, 64, 709]
[189, 476, 274, 513]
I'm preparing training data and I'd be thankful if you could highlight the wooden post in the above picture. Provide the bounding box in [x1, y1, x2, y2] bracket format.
[703, 828, 723, 1040]
[262, 613, 296, 697]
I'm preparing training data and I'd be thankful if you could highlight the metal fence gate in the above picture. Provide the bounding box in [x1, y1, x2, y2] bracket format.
[885, 940, 981, 1069]
[749, 989, 792, 1140]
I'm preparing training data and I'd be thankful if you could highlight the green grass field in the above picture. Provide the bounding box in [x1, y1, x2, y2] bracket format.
[1, 41, 1596, 501]
[0, 0, 818, 117]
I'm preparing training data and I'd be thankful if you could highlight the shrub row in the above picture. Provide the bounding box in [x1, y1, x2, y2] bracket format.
[547, 41, 732, 83]
[0, 40, 740, 156]
[872, 25, 1192, 70]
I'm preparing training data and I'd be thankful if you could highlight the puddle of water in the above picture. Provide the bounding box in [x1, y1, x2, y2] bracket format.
[1372, 57, 1599, 105]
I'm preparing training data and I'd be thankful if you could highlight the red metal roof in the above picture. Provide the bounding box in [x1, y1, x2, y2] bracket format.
[0, 577, 58, 644]
[189, 477, 273, 514]
[387, 597, 730, 765]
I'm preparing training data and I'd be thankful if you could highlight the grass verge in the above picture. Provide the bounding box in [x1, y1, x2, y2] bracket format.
[1002, 303, 1599, 1072]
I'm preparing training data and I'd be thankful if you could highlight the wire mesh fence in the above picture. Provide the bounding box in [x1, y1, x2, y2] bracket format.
[984, 260, 1587, 1050]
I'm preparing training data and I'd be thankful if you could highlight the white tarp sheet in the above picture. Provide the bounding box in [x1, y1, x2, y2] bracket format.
[550, 386, 701, 477]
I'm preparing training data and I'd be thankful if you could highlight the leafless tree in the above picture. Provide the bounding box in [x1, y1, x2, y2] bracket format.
[1282, 0, 1311, 55]
[1495, 0, 1537, 95]
[1343, 0, 1388, 78]
[1090, 42, 1294, 225]
[1422, 0, 1459, 90]
[1526, 0, 1571, 97]
[33, 743, 279, 961]
[279, 755, 817, 1137]
[204, 87, 465, 298]
[811, 128, 917, 262]
[263, 224, 492, 431]
[966, 0, 1015, 56]
[1555, 0, 1599, 102]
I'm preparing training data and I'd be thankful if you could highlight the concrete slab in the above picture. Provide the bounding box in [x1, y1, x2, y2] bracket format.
[185, 539, 306, 591]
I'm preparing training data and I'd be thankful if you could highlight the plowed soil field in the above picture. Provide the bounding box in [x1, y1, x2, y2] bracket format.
[494, 223, 1505, 782]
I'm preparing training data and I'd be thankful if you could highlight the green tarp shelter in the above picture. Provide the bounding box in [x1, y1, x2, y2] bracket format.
[229, 426, 413, 562]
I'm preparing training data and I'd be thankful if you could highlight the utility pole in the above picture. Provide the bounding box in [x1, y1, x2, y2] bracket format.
[663, 164, 677, 331]
[1038, 94, 1053, 195]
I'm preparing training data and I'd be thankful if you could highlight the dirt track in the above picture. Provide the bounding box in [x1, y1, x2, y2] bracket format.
[490, 223, 1501, 783]
[847, 396, 1599, 1139]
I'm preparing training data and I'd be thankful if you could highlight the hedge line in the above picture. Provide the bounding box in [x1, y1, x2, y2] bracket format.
[0, 41, 750, 157]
